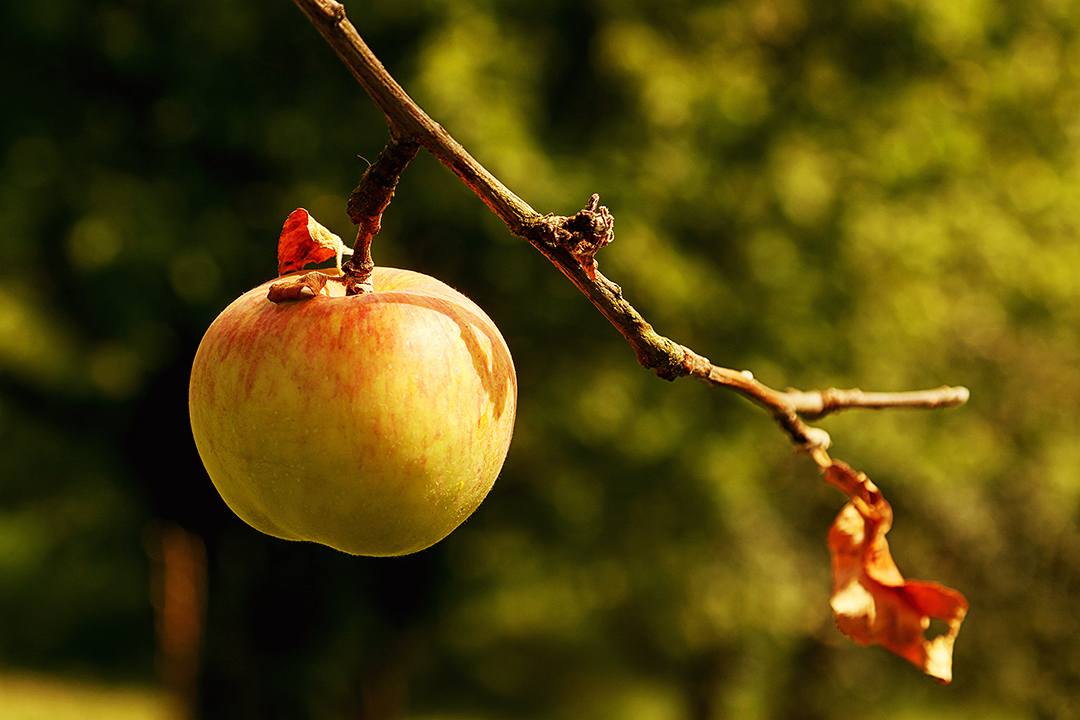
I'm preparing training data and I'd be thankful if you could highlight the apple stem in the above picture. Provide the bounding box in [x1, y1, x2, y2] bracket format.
[341, 137, 420, 294]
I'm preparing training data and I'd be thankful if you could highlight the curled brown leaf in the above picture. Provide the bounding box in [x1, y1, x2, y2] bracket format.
[825, 461, 968, 683]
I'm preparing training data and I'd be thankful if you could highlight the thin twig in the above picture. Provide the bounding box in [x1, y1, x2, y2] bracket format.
[786, 385, 971, 420]
[289, 0, 969, 452]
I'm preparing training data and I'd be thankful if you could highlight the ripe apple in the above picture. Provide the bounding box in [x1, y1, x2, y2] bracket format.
[189, 267, 516, 556]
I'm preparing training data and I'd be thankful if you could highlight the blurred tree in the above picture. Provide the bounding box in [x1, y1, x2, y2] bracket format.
[1, 0, 1078, 718]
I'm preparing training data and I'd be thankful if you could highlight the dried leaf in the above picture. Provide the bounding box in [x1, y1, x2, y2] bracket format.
[277, 208, 352, 276]
[555, 195, 614, 281]
[825, 461, 968, 683]
[266, 271, 328, 303]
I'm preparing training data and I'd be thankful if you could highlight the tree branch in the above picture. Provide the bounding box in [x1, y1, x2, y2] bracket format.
[289, 0, 969, 454]
[290, 0, 538, 234]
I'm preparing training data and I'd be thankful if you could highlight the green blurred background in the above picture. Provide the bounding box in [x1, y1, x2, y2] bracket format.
[2, 0, 1079, 717]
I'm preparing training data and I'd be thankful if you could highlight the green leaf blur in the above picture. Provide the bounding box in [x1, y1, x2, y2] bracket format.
[1, 0, 1077, 717]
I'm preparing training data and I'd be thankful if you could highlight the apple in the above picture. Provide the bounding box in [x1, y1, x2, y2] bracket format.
[189, 267, 516, 556]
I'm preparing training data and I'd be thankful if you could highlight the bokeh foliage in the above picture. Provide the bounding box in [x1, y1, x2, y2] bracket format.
[2, 0, 1079, 717]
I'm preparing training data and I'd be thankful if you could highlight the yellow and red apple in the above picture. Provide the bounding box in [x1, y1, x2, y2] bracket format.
[189, 267, 516, 556]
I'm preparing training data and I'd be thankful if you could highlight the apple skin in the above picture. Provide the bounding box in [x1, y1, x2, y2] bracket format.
[189, 267, 516, 556]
